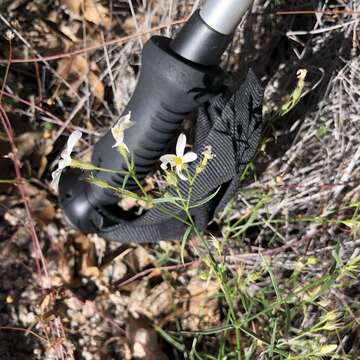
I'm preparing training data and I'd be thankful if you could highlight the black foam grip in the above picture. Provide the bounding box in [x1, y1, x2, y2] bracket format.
[59, 35, 224, 232]
[89, 36, 224, 206]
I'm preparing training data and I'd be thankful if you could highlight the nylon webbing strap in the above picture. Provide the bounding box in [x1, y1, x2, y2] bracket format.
[98, 70, 263, 243]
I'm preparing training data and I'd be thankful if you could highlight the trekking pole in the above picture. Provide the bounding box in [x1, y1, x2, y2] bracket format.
[58, 0, 254, 233]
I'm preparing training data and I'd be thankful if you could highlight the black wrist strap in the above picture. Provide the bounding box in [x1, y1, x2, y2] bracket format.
[96, 70, 263, 243]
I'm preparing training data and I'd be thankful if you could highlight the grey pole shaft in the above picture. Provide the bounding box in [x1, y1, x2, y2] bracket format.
[170, 0, 254, 65]
[200, 0, 253, 35]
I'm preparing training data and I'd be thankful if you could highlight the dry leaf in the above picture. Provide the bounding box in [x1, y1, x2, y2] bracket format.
[37, 138, 53, 178]
[15, 132, 42, 161]
[56, 55, 104, 100]
[129, 281, 173, 319]
[59, 24, 80, 44]
[184, 279, 220, 331]
[144, 282, 173, 318]
[133, 246, 153, 270]
[62, 0, 81, 15]
[62, 0, 111, 29]
[39, 293, 52, 313]
[88, 71, 104, 101]
[83, 0, 111, 29]
[75, 234, 101, 278]
[57, 55, 89, 93]
[122, 14, 144, 34]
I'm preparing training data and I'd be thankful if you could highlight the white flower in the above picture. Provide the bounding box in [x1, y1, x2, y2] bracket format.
[51, 130, 82, 192]
[160, 133, 197, 181]
[111, 111, 134, 150]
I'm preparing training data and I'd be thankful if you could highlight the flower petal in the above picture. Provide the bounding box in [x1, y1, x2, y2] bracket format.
[61, 130, 82, 162]
[111, 112, 134, 149]
[66, 130, 82, 153]
[123, 120, 135, 130]
[111, 126, 125, 145]
[176, 166, 187, 181]
[121, 111, 133, 125]
[176, 133, 186, 157]
[51, 168, 63, 192]
[58, 159, 68, 170]
[160, 154, 176, 169]
[112, 140, 122, 149]
[183, 152, 197, 164]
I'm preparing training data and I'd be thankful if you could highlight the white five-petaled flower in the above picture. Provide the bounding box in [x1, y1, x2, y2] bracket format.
[111, 111, 134, 150]
[160, 133, 197, 181]
[51, 130, 82, 192]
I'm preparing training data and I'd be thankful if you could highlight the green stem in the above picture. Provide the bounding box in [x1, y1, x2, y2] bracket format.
[183, 206, 242, 360]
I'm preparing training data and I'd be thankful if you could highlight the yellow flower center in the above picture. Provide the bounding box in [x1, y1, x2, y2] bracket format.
[174, 156, 183, 166]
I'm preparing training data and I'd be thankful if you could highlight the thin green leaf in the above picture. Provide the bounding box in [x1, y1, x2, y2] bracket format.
[180, 226, 192, 264]
[156, 326, 185, 352]
[189, 187, 221, 209]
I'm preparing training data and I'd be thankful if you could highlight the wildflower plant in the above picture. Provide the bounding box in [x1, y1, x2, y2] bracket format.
[49, 108, 358, 359]
[52, 124, 256, 356]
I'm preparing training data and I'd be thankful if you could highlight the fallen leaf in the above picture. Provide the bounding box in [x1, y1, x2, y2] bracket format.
[75, 234, 101, 278]
[144, 282, 173, 318]
[15, 132, 42, 161]
[83, 0, 111, 29]
[88, 71, 104, 101]
[39, 293, 52, 313]
[57, 55, 89, 93]
[37, 138, 53, 178]
[62, 0, 81, 15]
[135, 246, 154, 269]
[183, 278, 220, 331]
[129, 281, 173, 319]
[59, 23, 80, 44]
[122, 13, 144, 34]
[56, 55, 104, 100]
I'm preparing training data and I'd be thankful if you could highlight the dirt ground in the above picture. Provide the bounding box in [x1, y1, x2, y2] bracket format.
[0, 0, 359, 359]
